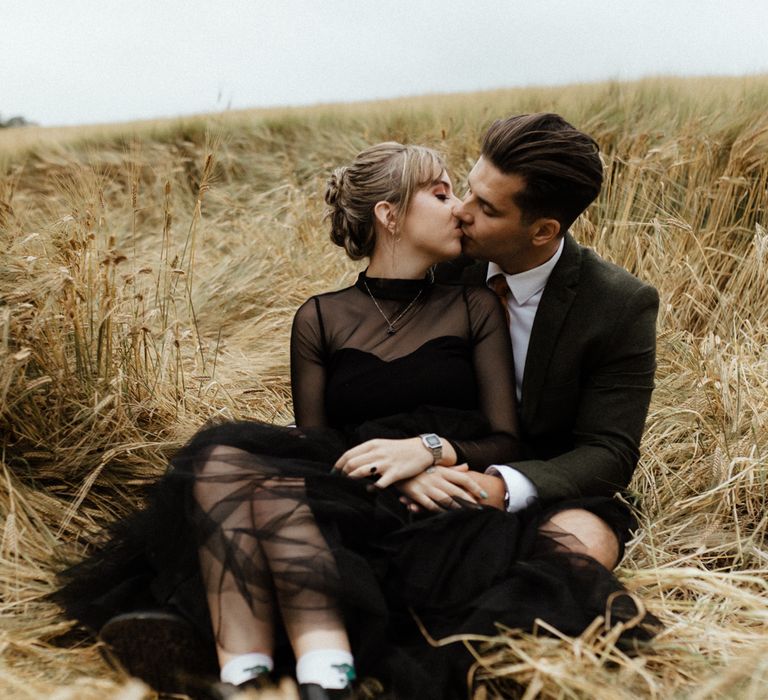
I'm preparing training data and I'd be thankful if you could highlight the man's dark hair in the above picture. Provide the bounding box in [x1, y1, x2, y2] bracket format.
[481, 113, 603, 231]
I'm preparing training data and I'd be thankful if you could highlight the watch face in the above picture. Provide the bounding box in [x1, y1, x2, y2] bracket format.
[424, 435, 441, 448]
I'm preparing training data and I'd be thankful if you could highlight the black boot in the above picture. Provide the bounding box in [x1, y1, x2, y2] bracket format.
[200, 674, 275, 700]
[299, 683, 351, 700]
[99, 609, 218, 695]
[299, 678, 388, 700]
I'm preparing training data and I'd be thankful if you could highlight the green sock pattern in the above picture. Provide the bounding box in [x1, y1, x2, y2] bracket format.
[332, 662, 357, 684]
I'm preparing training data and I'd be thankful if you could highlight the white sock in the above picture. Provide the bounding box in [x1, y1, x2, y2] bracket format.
[220, 652, 274, 685]
[295, 649, 356, 689]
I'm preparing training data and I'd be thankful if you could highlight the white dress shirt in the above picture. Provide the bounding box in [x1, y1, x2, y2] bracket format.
[485, 237, 565, 512]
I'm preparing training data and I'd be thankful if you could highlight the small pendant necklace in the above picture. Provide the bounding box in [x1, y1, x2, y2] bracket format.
[362, 278, 423, 336]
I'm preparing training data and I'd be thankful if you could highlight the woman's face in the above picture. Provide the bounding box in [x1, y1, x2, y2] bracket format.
[398, 171, 463, 264]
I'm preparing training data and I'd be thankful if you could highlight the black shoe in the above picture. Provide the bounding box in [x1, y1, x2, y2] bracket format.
[201, 674, 275, 700]
[99, 609, 218, 695]
[299, 684, 351, 700]
[299, 678, 386, 700]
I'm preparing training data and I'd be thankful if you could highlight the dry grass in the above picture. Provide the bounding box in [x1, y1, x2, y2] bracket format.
[2, 74, 768, 698]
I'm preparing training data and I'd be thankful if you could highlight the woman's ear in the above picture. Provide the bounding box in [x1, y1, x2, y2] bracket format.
[373, 201, 397, 233]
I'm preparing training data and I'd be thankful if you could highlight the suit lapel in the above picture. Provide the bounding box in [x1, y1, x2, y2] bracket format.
[520, 234, 582, 424]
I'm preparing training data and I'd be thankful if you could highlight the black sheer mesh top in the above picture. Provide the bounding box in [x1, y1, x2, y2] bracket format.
[290, 272, 519, 469]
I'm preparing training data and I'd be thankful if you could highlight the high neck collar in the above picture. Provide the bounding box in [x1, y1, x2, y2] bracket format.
[355, 270, 434, 301]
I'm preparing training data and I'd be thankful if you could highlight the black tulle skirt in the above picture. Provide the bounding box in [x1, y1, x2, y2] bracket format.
[55, 408, 658, 699]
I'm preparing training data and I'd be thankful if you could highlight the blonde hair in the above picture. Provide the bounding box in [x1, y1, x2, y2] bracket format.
[324, 142, 446, 260]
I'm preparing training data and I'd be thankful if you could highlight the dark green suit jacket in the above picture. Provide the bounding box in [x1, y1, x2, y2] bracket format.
[435, 233, 659, 504]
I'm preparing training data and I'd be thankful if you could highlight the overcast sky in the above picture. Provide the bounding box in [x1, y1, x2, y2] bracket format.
[4, 0, 768, 127]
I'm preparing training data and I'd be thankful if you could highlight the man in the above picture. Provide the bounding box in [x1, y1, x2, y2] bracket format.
[411, 112, 659, 570]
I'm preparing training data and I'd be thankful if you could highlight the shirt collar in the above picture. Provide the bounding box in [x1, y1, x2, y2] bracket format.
[486, 237, 565, 305]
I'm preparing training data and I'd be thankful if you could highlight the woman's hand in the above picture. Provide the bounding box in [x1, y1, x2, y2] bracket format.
[334, 437, 444, 489]
[395, 464, 489, 512]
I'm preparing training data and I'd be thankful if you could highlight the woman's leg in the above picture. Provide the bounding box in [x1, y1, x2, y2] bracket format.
[193, 446, 276, 667]
[193, 445, 351, 681]
[254, 486, 350, 657]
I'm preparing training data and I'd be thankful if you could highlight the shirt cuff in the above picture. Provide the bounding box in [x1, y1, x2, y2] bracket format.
[485, 465, 538, 513]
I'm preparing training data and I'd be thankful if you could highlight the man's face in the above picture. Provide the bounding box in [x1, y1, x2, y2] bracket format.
[453, 157, 539, 274]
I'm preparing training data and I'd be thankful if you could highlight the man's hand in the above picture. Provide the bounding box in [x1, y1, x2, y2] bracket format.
[394, 464, 490, 512]
[399, 467, 509, 513]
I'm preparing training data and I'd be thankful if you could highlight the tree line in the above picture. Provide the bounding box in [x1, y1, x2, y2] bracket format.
[1, 114, 34, 128]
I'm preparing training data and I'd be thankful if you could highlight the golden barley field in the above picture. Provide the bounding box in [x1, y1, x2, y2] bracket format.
[2, 75, 768, 699]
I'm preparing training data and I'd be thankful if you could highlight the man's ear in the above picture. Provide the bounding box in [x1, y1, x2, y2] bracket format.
[373, 201, 397, 233]
[531, 218, 560, 247]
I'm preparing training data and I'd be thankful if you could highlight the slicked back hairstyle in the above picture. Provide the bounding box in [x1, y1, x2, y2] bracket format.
[481, 113, 603, 232]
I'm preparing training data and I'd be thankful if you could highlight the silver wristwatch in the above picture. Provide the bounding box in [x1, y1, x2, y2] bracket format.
[419, 433, 443, 465]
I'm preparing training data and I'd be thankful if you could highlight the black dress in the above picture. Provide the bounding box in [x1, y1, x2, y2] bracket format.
[56, 273, 656, 699]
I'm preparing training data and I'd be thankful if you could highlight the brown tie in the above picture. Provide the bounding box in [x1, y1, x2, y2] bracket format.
[489, 274, 511, 326]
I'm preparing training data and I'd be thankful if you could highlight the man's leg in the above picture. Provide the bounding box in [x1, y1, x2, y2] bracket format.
[538, 508, 620, 570]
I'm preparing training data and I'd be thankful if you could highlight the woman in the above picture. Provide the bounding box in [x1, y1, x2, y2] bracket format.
[56, 143, 653, 700]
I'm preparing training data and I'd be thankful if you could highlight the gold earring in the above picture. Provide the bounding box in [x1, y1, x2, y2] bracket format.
[390, 227, 398, 269]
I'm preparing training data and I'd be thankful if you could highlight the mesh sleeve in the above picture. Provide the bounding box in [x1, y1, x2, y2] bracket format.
[290, 298, 329, 428]
[448, 286, 520, 469]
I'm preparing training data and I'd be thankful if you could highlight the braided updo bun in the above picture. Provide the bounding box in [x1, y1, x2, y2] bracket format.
[325, 166, 362, 257]
[324, 142, 446, 260]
